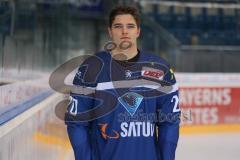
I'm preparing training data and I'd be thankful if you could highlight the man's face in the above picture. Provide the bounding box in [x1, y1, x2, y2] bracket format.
[108, 14, 140, 48]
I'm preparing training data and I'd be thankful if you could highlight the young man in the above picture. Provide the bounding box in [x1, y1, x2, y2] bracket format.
[65, 6, 180, 160]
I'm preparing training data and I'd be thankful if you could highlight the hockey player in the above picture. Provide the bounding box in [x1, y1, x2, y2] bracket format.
[65, 6, 180, 160]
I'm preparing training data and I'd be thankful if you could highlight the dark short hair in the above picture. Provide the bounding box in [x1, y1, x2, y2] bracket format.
[108, 6, 140, 28]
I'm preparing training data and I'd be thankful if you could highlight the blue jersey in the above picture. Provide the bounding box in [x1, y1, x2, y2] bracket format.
[65, 50, 180, 160]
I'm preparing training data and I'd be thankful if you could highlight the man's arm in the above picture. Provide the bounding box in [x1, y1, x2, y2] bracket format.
[65, 55, 102, 160]
[67, 124, 91, 160]
[65, 92, 94, 160]
[157, 91, 180, 160]
[157, 66, 180, 160]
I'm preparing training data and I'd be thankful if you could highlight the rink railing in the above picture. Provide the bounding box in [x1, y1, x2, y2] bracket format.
[0, 77, 73, 160]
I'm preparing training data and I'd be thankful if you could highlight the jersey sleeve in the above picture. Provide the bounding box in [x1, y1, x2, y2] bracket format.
[65, 55, 102, 126]
[156, 66, 181, 160]
[65, 55, 102, 160]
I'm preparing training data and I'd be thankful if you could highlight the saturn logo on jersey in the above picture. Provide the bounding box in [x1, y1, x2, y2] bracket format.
[99, 123, 120, 139]
[142, 67, 164, 80]
[120, 122, 155, 137]
[99, 122, 155, 139]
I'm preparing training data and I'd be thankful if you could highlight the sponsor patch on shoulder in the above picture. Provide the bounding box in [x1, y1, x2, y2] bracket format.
[141, 67, 164, 80]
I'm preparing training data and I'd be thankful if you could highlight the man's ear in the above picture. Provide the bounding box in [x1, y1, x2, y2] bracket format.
[108, 27, 112, 38]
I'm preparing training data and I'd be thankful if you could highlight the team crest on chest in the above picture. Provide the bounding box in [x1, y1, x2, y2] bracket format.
[118, 92, 143, 116]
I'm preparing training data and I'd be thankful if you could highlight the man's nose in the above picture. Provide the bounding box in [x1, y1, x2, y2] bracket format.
[122, 26, 128, 35]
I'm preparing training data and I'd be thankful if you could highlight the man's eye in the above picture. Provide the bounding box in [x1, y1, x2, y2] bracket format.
[114, 25, 122, 29]
[128, 26, 135, 28]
